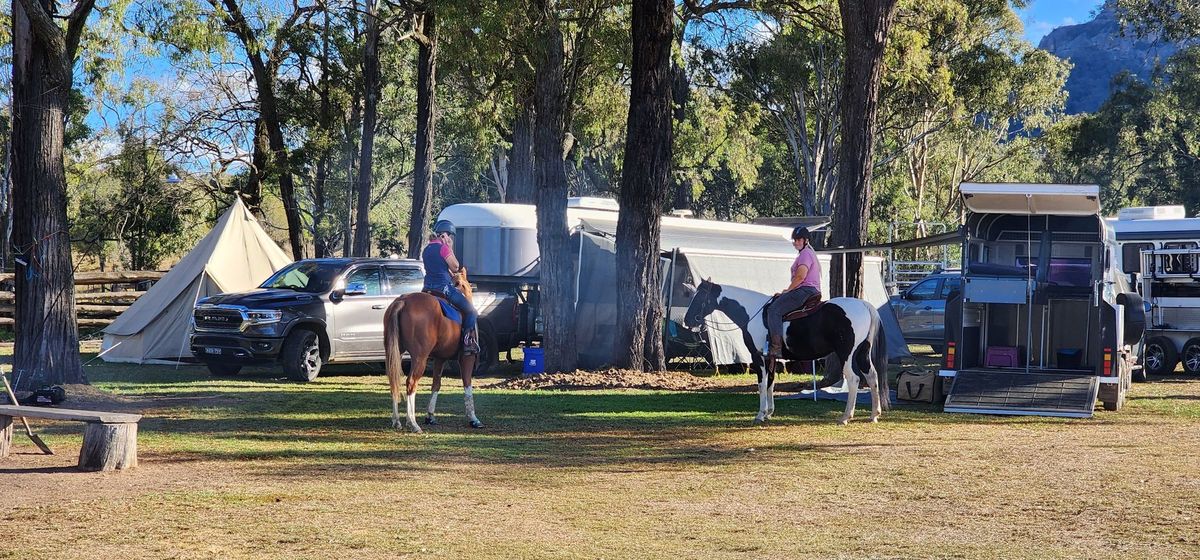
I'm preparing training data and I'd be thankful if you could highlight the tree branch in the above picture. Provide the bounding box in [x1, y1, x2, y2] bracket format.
[64, 0, 98, 61]
[16, 0, 66, 60]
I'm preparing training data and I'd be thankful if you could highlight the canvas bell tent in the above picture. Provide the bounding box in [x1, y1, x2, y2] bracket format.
[100, 198, 293, 364]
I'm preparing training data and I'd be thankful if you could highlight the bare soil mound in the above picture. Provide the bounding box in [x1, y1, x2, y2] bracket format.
[487, 368, 723, 392]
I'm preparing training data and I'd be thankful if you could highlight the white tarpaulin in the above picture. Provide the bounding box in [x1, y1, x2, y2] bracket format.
[681, 252, 910, 365]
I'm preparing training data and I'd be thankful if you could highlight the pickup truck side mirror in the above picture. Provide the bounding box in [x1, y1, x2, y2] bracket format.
[344, 282, 368, 297]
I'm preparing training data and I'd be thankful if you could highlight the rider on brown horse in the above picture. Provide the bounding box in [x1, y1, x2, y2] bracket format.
[422, 220, 480, 354]
[765, 226, 822, 358]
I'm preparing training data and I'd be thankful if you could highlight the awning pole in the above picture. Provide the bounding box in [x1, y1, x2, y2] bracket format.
[573, 226, 583, 311]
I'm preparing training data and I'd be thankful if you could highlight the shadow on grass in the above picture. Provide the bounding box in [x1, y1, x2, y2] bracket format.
[65, 357, 1200, 480]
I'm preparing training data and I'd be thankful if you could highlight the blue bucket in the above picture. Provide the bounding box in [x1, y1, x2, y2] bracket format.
[523, 347, 545, 375]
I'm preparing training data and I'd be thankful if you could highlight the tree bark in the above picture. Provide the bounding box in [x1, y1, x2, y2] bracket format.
[354, 0, 381, 257]
[613, 0, 674, 371]
[830, 0, 898, 297]
[10, 0, 93, 389]
[312, 2, 334, 258]
[533, 0, 578, 374]
[245, 118, 268, 217]
[507, 81, 537, 204]
[407, 10, 438, 259]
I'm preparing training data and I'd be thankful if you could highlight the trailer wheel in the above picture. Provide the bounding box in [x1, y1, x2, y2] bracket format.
[1101, 388, 1125, 411]
[1181, 338, 1200, 375]
[1144, 336, 1178, 376]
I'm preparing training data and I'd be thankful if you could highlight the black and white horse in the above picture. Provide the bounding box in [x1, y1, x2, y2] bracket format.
[682, 279, 889, 425]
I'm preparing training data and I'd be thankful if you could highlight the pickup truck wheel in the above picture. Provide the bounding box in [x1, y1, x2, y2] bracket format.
[282, 329, 323, 382]
[206, 362, 242, 377]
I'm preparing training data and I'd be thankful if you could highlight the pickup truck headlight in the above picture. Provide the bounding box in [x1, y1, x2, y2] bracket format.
[245, 310, 282, 325]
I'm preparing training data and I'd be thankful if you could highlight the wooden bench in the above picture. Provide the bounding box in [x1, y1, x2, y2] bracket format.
[0, 405, 142, 471]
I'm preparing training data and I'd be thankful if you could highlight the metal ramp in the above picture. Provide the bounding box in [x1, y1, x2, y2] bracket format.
[944, 370, 1099, 418]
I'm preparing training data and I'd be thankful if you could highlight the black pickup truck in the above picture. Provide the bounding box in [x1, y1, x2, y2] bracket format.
[192, 258, 426, 381]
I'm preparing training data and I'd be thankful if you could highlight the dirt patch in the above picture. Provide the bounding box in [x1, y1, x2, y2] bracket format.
[487, 368, 724, 391]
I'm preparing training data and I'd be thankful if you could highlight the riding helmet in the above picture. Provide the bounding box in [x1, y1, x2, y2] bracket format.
[791, 226, 811, 240]
[433, 220, 456, 236]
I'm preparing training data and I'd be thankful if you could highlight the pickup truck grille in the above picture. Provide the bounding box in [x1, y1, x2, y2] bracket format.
[194, 306, 245, 332]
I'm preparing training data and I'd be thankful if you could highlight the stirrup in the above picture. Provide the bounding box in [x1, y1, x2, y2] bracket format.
[462, 331, 480, 355]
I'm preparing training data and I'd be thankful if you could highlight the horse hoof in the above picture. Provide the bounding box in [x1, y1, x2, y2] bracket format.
[424, 415, 438, 425]
[407, 424, 423, 434]
[837, 418, 849, 426]
[869, 416, 879, 423]
[752, 416, 765, 425]
[469, 420, 484, 429]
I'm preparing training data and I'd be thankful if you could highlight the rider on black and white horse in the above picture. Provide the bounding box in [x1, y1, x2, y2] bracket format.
[765, 226, 821, 359]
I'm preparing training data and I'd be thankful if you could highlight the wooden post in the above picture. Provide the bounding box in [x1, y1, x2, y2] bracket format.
[0, 415, 11, 458]
[78, 422, 137, 471]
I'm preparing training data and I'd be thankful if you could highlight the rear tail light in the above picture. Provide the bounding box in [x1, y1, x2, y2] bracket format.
[1103, 347, 1113, 376]
[946, 342, 956, 369]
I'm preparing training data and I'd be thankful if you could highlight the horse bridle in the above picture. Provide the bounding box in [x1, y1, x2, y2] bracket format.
[686, 282, 764, 333]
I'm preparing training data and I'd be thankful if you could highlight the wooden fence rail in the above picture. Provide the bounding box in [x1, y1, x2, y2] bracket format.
[0, 270, 165, 286]
[0, 270, 164, 330]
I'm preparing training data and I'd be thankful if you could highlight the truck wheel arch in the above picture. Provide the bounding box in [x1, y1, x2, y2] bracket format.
[285, 320, 330, 360]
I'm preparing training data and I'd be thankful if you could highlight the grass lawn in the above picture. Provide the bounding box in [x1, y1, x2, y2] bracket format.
[2, 345, 1199, 559]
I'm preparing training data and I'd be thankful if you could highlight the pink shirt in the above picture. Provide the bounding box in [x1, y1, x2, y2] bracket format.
[792, 246, 821, 290]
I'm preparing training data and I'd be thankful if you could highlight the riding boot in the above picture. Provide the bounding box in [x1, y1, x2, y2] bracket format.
[767, 335, 783, 359]
[462, 328, 481, 355]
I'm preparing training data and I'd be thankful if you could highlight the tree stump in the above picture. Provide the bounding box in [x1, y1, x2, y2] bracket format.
[0, 415, 12, 458]
[78, 422, 137, 471]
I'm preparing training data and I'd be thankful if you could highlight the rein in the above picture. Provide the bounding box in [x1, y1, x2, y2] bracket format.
[699, 296, 766, 333]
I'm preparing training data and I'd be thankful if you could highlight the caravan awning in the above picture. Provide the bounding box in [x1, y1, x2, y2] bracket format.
[960, 183, 1101, 216]
[578, 217, 796, 257]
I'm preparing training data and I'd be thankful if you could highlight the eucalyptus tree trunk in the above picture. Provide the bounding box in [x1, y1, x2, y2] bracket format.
[313, 3, 334, 258]
[507, 81, 537, 205]
[613, 0, 673, 372]
[354, 0, 381, 257]
[406, 10, 438, 259]
[830, 0, 898, 297]
[10, 0, 94, 388]
[532, 0, 577, 373]
[246, 118, 269, 217]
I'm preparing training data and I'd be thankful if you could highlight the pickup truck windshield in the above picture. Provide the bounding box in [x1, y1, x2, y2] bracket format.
[260, 262, 344, 293]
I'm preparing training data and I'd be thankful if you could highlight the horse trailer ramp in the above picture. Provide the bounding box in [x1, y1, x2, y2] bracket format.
[943, 370, 1099, 418]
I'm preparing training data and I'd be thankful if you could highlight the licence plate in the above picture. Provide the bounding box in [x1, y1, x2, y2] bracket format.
[204, 347, 222, 355]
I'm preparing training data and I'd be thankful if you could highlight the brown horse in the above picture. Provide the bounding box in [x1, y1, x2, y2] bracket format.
[384, 268, 482, 433]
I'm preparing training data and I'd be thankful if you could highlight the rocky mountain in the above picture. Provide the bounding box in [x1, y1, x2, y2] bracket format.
[1038, 5, 1188, 114]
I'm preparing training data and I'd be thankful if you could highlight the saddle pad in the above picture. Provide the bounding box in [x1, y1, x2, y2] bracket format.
[435, 297, 462, 324]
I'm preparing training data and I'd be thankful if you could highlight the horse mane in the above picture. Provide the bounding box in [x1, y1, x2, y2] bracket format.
[454, 267, 473, 300]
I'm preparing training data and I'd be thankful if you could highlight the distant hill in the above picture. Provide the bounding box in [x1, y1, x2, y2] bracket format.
[1038, 5, 1187, 114]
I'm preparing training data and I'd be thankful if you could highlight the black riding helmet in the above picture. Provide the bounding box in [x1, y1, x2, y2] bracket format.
[433, 219, 456, 236]
[791, 226, 811, 240]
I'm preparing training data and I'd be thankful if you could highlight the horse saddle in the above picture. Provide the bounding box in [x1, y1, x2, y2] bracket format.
[423, 289, 463, 324]
[782, 293, 825, 322]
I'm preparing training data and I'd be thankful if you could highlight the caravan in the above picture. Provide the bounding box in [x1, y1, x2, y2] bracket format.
[1107, 206, 1200, 375]
[940, 184, 1144, 417]
[437, 199, 904, 369]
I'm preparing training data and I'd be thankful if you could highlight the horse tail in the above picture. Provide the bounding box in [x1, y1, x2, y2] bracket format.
[384, 296, 408, 387]
[867, 302, 891, 411]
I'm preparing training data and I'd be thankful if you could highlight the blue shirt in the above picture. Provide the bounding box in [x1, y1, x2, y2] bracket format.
[422, 240, 454, 289]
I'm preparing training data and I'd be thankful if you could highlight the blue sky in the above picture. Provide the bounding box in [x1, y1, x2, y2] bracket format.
[1017, 0, 1106, 45]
